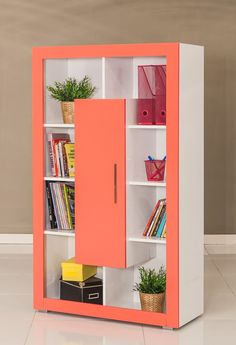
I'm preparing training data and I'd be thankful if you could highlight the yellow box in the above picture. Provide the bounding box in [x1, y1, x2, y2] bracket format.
[61, 257, 97, 282]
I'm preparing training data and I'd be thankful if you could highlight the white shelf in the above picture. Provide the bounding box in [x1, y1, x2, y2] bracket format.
[128, 181, 166, 187]
[44, 230, 75, 237]
[128, 235, 166, 244]
[44, 124, 75, 128]
[127, 125, 166, 130]
[44, 177, 75, 182]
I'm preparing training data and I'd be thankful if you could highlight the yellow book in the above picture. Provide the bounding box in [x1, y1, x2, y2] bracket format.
[63, 184, 72, 229]
[162, 223, 166, 238]
[64, 143, 75, 177]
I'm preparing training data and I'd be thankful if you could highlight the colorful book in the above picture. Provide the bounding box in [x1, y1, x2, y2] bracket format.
[148, 200, 166, 237]
[151, 203, 166, 237]
[143, 200, 160, 236]
[47, 133, 70, 176]
[64, 143, 75, 177]
[156, 211, 166, 238]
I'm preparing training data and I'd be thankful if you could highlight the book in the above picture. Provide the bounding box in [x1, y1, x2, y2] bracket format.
[50, 182, 62, 229]
[66, 183, 75, 228]
[148, 200, 166, 237]
[151, 203, 166, 237]
[143, 198, 166, 237]
[47, 182, 75, 230]
[64, 143, 75, 177]
[162, 224, 166, 238]
[64, 184, 73, 229]
[47, 133, 70, 176]
[54, 143, 61, 177]
[161, 222, 166, 238]
[59, 183, 70, 229]
[156, 211, 166, 237]
[45, 181, 57, 229]
[143, 200, 160, 236]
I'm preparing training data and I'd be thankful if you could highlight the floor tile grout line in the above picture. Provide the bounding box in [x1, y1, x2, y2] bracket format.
[141, 326, 146, 345]
[210, 256, 236, 299]
[23, 310, 36, 345]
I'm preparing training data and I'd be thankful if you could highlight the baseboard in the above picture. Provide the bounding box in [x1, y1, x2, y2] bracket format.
[204, 234, 236, 245]
[0, 234, 33, 244]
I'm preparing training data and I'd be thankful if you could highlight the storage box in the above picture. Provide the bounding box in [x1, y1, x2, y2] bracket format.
[137, 65, 166, 125]
[61, 257, 97, 282]
[60, 276, 103, 305]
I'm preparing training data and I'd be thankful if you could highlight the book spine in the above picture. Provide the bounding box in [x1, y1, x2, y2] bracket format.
[62, 143, 69, 177]
[50, 183, 60, 229]
[55, 183, 65, 229]
[47, 134, 56, 176]
[67, 184, 75, 229]
[156, 211, 166, 238]
[58, 142, 65, 177]
[64, 184, 72, 229]
[59, 183, 70, 229]
[65, 144, 75, 177]
[55, 143, 61, 177]
[45, 182, 55, 228]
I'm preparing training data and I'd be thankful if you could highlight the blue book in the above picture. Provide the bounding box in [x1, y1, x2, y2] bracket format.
[156, 212, 166, 238]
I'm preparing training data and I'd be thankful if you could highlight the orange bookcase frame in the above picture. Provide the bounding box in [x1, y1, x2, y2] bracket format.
[32, 43, 179, 328]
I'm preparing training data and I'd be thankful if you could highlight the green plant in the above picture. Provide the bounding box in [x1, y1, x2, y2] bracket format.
[134, 266, 166, 294]
[47, 76, 96, 102]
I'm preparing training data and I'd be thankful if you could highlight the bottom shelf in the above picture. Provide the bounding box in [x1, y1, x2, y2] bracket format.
[45, 232, 166, 312]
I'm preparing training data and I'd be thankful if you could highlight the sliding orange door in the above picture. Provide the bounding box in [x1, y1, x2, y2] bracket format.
[75, 99, 126, 268]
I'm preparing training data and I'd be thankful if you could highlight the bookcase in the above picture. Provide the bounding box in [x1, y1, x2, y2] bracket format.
[33, 43, 204, 329]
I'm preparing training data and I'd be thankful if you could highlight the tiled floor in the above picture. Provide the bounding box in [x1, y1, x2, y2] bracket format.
[1, 245, 236, 345]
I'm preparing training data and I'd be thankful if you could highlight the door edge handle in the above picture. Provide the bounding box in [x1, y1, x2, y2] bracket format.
[114, 163, 117, 204]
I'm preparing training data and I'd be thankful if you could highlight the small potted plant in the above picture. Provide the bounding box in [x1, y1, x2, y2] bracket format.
[47, 76, 96, 124]
[134, 266, 166, 313]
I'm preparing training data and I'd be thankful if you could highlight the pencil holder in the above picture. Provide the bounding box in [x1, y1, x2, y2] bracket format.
[145, 159, 166, 181]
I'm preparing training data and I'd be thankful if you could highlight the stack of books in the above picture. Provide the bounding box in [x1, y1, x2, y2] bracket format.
[47, 133, 75, 177]
[143, 199, 166, 238]
[46, 181, 75, 230]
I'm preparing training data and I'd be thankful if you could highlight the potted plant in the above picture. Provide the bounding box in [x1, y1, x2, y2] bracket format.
[47, 76, 96, 124]
[134, 266, 166, 312]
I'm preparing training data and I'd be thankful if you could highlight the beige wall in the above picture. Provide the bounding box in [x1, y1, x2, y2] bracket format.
[0, 0, 235, 234]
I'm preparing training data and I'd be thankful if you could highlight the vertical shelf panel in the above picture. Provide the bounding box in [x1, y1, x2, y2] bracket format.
[75, 99, 126, 268]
